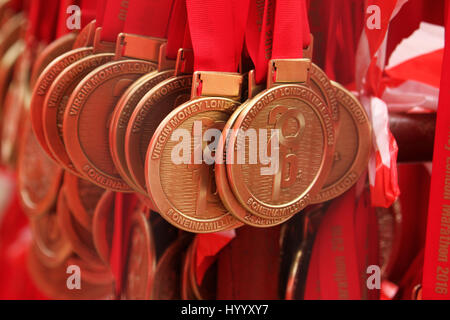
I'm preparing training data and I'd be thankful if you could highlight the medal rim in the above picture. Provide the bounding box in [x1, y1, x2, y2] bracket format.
[125, 73, 191, 195]
[30, 46, 94, 161]
[110, 69, 174, 194]
[92, 190, 115, 265]
[56, 186, 105, 266]
[122, 207, 156, 300]
[17, 119, 63, 218]
[42, 52, 114, 175]
[311, 82, 372, 203]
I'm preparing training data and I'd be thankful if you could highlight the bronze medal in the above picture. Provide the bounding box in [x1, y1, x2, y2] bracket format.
[31, 209, 72, 268]
[64, 171, 106, 230]
[311, 82, 371, 203]
[62, 35, 163, 191]
[30, 29, 96, 161]
[151, 234, 192, 300]
[309, 63, 339, 128]
[110, 68, 173, 193]
[42, 52, 114, 174]
[92, 190, 115, 264]
[227, 60, 335, 219]
[145, 73, 244, 233]
[121, 205, 156, 300]
[57, 186, 105, 267]
[17, 119, 63, 217]
[125, 73, 192, 194]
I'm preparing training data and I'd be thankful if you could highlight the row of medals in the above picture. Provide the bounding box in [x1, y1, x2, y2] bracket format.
[0, 9, 372, 299]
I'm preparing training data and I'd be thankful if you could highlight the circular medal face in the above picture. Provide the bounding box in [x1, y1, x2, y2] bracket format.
[30, 32, 77, 87]
[215, 102, 292, 227]
[17, 121, 63, 217]
[63, 59, 157, 191]
[64, 171, 106, 230]
[310, 63, 339, 126]
[42, 53, 114, 174]
[92, 190, 115, 264]
[30, 47, 94, 160]
[57, 187, 105, 267]
[125, 74, 192, 194]
[121, 207, 156, 300]
[311, 82, 371, 203]
[110, 69, 173, 192]
[28, 248, 114, 300]
[151, 234, 192, 300]
[145, 97, 241, 233]
[227, 85, 335, 219]
[31, 209, 72, 268]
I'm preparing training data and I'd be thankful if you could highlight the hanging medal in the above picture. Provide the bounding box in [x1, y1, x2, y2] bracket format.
[110, 0, 188, 196]
[214, 0, 290, 228]
[145, 0, 250, 233]
[30, 0, 105, 161]
[123, 3, 192, 197]
[311, 82, 371, 203]
[42, 0, 128, 175]
[30, 0, 95, 87]
[62, 0, 174, 191]
[225, 0, 335, 222]
[63, 171, 105, 230]
[121, 203, 157, 300]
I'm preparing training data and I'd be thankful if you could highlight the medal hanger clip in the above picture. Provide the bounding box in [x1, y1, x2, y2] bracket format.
[302, 34, 314, 60]
[191, 71, 243, 101]
[174, 48, 194, 76]
[115, 33, 166, 62]
[157, 43, 177, 71]
[244, 70, 265, 100]
[93, 27, 116, 53]
[73, 20, 97, 49]
[267, 58, 311, 88]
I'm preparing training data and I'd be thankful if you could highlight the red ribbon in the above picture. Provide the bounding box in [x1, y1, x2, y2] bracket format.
[26, 0, 60, 45]
[245, 0, 275, 84]
[186, 0, 250, 72]
[95, 0, 106, 28]
[422, 1, 450, 300]
[80, 0, 97, 28]
[109, 193, 138, 298]
[123, 0, 174, 38]
[271, 0, 310, 60]
[100, 0, 128, 42]
[166, 0, 188, 60]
